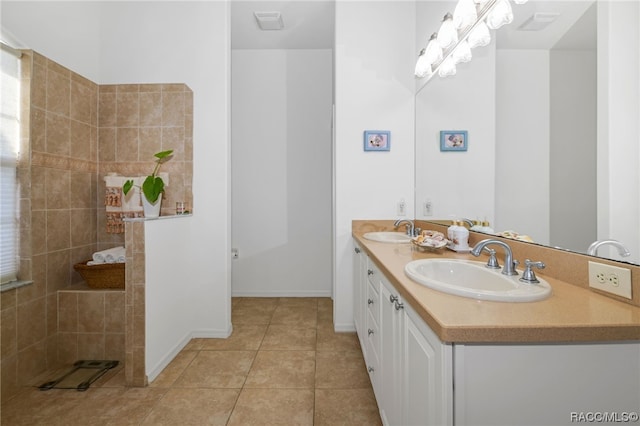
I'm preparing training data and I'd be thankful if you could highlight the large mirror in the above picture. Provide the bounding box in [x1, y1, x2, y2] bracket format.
[415, 0, 640, 265]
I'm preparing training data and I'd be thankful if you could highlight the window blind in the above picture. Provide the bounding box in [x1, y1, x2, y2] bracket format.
[0, 44, 21, 284]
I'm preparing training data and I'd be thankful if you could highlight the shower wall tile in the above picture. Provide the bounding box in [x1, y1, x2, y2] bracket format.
[117, 92, 140, 127]
[46, 210, 70, 251]
[77, 292, 105, 333]
[45, 111, 70, 156]
[16, 340, 47, 386]
[45, 168, 70, 210]
[1, 307, 17, 358]
[70, 120, 92, 161]
[46, 68, 70, 117]
[16, 297, 46, 351]
[116, 127, 140, 161]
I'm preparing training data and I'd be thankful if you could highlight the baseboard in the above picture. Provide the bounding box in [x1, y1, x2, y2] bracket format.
[231, 290, 332, 298]
[334, 322, 356, 332]
[146, 326, 232, 383]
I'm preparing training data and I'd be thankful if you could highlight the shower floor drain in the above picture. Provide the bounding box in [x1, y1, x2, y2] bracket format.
[38, 360, 119, 392]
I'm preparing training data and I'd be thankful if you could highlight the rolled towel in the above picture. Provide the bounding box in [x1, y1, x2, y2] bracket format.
[92, 246, 126, 264]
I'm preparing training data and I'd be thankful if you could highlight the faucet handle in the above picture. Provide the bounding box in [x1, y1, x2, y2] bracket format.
[519, 259, 545, 284]
[484, 248, 500, 269]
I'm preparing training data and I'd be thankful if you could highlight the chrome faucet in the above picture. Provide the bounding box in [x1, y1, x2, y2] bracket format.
[587, 240, 631, 257]
[471, 239, 518, 276]
[394, 219, 415, 237]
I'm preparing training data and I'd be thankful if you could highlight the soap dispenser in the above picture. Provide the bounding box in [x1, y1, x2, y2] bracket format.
[448, 220, 470, 252]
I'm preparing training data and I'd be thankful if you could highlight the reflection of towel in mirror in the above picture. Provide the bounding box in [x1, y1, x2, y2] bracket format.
[89, 246, 126, 264]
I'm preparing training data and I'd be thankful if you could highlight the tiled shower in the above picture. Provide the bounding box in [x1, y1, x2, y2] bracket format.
[0, 50, 193, 402]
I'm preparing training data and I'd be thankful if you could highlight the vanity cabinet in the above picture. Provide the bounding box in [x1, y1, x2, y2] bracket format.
[352, 239, 640, 426]
[354, 243, 453, 426]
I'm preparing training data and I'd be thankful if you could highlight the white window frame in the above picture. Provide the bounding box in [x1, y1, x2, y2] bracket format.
[1, 42, 21, 286]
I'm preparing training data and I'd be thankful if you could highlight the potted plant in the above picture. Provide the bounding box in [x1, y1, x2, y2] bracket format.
[123, 149, 173, 218]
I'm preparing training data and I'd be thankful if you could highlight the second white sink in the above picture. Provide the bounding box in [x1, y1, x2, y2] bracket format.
[404, 259, 552, 302]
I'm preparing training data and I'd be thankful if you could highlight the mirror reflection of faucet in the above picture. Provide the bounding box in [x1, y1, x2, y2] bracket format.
[587, 240, 631, 257]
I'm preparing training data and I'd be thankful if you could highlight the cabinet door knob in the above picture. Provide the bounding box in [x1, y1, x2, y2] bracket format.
[368, 328, 374, 336]
[367, 298, 374, 305]
[395, 301, 404, 311]
[367, 269, 374, 276]
[368, 366, 375, 373]
[354, 247, 361, 253]
[389, 295, 398, 304]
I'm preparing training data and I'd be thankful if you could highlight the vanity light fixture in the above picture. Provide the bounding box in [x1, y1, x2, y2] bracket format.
[415, 0, 528, 80]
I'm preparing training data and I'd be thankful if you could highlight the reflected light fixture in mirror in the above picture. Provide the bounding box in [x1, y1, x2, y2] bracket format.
[415, 0, 528, 80]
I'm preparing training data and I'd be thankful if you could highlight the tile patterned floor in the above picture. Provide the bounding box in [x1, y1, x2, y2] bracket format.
[1, 297, 382, 425]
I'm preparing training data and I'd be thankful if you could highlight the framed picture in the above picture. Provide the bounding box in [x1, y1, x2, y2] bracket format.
[440, 131, 468, 151]
[364, 130, 391, 151]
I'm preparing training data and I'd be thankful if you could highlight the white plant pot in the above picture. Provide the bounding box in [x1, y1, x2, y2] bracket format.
[142, 195, 162, 219]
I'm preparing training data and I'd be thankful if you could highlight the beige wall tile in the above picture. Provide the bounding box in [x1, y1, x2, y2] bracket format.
[1, 307, 17, 357]
[69, 170, 93, 209]
[31, 63, 46, 110]
[57, 292, 78, 333]
[116, 127, 139, 162]
[105, 291, 125, 333]
[46, 69, 70, 117]
[70, 209, 95, 247]
[105, 333, 125, 362]
[78, 333, 105, 359]
[16, 297, 47, 351]
[161, 92, 185, 127]
[139, 92, 162, 126]
[31, 210, 46, 255]
[116, 92, 140, 127]
[45, 210, 70, 251]
[70, 80, 93, 124]
[77, 292, 105, 333]
[98, 92, 116, 127]
[45, 168, 70, 210]
[16, 339, 47, 386]
[98, 127, 116, 162]
[70, 120, 92, 161]
[46, 293, 57, 337]
[46, 250, 71, 294]
[57, 332, 78, 365]
[1, 289, 17, 311]
[45, 112, 70, 156]
[30, 107, 46, 152]
[139, 127, 162, 160]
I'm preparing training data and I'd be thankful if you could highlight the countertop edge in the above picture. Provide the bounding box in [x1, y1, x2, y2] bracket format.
[353, 228, 640, 344]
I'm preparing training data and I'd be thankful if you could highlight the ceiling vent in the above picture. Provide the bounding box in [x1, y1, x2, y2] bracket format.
[254, 11, 284, 31]
[517, 12, 560, 31]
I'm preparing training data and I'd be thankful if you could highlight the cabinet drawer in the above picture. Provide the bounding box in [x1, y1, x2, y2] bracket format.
[365, 308, 381, 396]
[367, 281, 380, 326]
[366, 258, 380, 288]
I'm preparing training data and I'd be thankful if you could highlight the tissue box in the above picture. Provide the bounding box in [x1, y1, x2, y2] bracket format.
[73, 261, 125, 289]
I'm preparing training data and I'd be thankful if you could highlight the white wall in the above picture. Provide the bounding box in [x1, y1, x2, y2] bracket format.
[334, 1, 416, 331]
[550, 49, 596, 251]
[2, 0, 232, 358]
[231, 49, 333, 297]
[598, 0, 640, 264]
[1, 1, 102, 81]
[495, 50, 550, 243]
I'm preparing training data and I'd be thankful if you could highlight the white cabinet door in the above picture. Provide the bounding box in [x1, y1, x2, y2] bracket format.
[352, 243, 365, 343]
[454, 342, 640, 426]
[380, 278, 404, 426]
[403, 304, 453, 426]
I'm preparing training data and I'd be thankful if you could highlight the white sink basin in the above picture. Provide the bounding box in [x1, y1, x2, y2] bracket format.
[404, 259, 551, 302]
[363, 232, 412, 243]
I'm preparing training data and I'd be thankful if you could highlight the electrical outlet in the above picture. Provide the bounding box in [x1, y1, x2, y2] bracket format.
[424, 200, 433, 217]
[588, 261, 632, 299]
[397, 199, 406, 216]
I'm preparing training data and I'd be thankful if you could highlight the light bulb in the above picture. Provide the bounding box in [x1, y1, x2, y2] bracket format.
[453, 0, 477, 30]
[424, 33, 443, 66]
[468, 20, 491, 48]
[513, 0, 528, 4]
[486, 0, 513, 30]
[437, 13, 458, 50]
[414, 49, 432, 78]
[438, 56, 457, 77]
[452, 40, 472, 64]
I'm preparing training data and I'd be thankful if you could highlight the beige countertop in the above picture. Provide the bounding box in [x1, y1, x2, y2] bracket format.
[353, 222, 640, 344]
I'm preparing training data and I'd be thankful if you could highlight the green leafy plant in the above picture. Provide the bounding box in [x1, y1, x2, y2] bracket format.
[123, 150, 173, 203]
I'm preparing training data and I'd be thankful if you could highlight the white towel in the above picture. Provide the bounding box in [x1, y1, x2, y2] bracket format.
[92, 246, 126, 264]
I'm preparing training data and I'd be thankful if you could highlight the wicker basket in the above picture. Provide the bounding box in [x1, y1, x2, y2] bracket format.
[73, 260, 125, 289]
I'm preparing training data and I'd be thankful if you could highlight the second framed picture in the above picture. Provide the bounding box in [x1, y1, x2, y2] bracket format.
[440, 131, 468, 151]
[364, 130, 391, 151]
